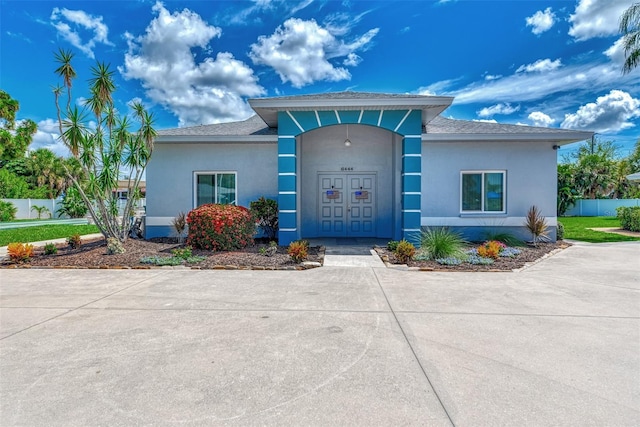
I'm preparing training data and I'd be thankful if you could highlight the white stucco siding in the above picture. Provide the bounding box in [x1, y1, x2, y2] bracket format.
[421, 140, 558, 225]
[146, 142, 278, 220]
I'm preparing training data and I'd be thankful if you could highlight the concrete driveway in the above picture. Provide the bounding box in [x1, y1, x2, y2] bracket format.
[1, 241, 639, 426]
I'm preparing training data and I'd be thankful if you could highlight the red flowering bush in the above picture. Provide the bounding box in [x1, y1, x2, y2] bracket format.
[186, 204, 255, 251]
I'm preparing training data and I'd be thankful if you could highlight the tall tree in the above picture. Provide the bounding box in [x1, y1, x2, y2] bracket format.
[0, 90, 37, 162]
[620, 2, 640, 74]
[53, 49, 156, 246]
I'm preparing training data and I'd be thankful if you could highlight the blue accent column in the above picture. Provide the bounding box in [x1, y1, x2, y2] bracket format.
[402, 135, 422, 245]
[277, 112, 300, 246]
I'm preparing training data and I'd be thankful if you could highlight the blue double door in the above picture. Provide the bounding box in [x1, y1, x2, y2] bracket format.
[318, 173, 376, 237]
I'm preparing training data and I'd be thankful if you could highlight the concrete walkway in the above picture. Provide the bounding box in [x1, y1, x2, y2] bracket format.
[310, 237, 387, 267]
[1, 241, 639, 426]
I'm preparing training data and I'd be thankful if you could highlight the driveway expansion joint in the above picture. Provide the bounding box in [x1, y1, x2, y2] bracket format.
[372, 267, 456, 427]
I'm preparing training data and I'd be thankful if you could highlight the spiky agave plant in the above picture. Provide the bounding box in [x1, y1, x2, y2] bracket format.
[524, 205, 549, 246]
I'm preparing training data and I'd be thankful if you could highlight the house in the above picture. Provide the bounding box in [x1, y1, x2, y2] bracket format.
[145, 92, 593, 245]
[114, 180, 146, 199]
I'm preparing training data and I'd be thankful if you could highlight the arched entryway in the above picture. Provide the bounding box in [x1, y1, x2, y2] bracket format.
[298, 124, 400, 239]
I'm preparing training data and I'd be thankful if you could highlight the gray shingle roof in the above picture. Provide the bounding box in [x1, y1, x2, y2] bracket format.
[155, 92, 592, 143]
[425, 116, 584, 135]
[157, 114, 274, 137]
[260, 91, 431, 101]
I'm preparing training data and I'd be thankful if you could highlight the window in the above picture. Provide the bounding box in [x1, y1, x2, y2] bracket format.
[195, 172, 236, 207]
[461, 171, 505, 213]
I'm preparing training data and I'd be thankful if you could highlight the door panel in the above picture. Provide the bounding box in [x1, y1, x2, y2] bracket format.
[318, 173, 376, 237]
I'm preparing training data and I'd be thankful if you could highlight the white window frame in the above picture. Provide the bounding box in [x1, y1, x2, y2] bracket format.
[459, 170, 506, 214]
[193, 171, 238, 208]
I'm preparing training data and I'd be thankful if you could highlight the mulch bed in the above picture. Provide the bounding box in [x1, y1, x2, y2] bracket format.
[2, 237, 570, 272]
[374, 241, 570, 271]
[1, 238, 323, 270]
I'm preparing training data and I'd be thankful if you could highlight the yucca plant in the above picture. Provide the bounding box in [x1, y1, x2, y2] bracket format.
[53, 48, 156, 250]
[524, 205, 549, 246]
[420, 227, 467, 260]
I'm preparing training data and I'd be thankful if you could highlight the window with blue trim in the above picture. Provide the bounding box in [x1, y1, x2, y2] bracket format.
[461, 171, 505, 213]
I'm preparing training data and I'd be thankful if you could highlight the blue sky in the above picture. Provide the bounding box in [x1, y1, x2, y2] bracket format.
[1, 0, 638, 160]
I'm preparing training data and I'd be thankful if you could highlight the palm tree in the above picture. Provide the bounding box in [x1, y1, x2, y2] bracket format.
[53, 49, 76, 110]
[620, 2, 640, 74]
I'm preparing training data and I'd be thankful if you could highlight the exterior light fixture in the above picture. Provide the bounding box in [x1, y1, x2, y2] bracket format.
[344, 124, 351, 147]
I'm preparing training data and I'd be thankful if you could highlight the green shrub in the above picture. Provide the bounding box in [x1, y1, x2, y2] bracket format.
[140, 255, 183, 266]
[617, 206, 640, 232]
[436, 257, 463, 266]
[250, 197, 279, 240]
[173, 247, 206, 263]
[57, 187, 88, 218]
[288, 240, 309, 263]
[387, 240, 400, 251]
[420, 227, 466, 260]
[186, 204, 255, 251]
[259, 241, 278, 257]
[557, 221, 565, 240]
[106, 237, 125, 255]
[44, 242, 58, 255]
[0, 200, 17, 222]
[394, 239, 416, 264]
[67, 234, 82, 249]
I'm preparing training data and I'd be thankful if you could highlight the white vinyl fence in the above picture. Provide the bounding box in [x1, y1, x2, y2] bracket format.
[2, 198, 146, 220]
[564, 199, 640, 217]
[1, 198, 64, 219]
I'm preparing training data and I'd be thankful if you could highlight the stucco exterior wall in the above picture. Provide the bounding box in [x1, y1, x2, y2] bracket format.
[421, 140, 558, 241]
[145, 142, 277, 238]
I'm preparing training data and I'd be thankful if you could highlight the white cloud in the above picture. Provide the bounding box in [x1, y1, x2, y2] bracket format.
[516, 58, 562, 73]
[528, 111, 555, 127]
[249, 18, 378, 88]
[343, 53, 361, 67]
[605, 37, 626, 66]
[31, 119, 70, 157]
[561, 90, 640, 133]
[417, 77, 464, 96]
[119, 2, 264, 127]
[484, 74, 502, 81]
[224, 0, 315, 26]
[569, 0, 634, 41]
[50, 7, 113, 59]
[477, 103, 519, 117]
[525, 7, 556, 35]
[472, 119, 498, 124]
[439, 54, 639, 109]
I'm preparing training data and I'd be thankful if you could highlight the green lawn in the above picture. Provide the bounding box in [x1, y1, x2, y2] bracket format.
[559, 217, 640, 243]
[0, 224, 100, 246]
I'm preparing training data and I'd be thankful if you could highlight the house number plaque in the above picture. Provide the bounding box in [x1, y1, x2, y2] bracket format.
[340, 167, 354, 171]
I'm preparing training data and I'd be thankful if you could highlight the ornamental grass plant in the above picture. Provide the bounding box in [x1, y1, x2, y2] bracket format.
[420, 227, 467, 260]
